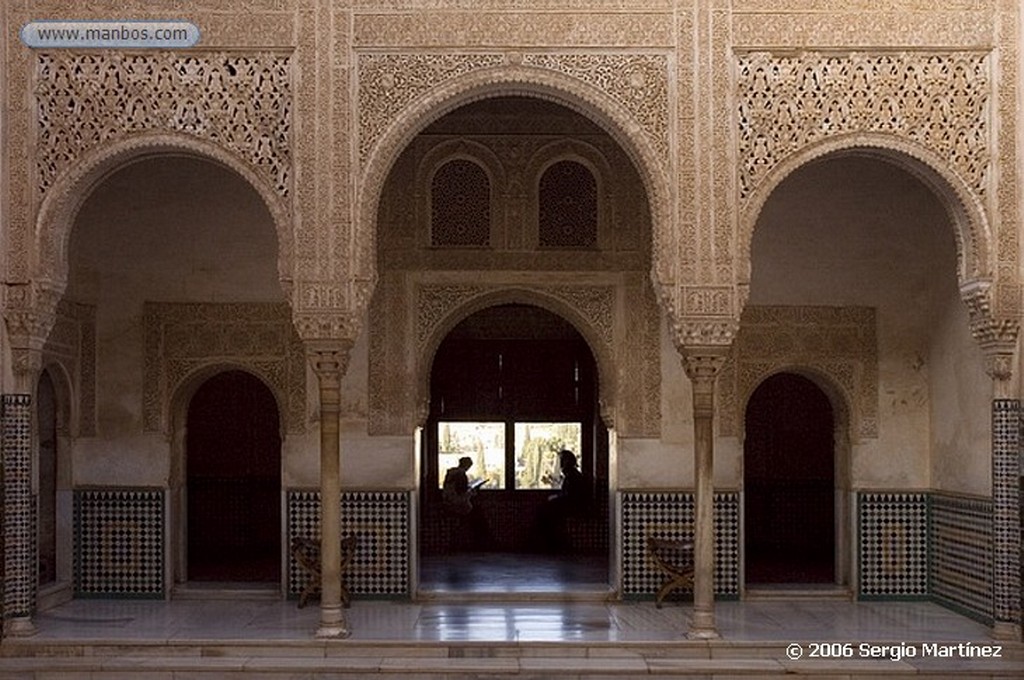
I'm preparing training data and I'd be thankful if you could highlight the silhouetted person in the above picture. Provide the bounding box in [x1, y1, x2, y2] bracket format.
[441, 456, 490, 550]
[536, 449, 588, 552]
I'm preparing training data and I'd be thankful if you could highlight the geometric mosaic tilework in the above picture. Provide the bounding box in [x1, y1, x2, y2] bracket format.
[621, 491, 739, 599]
[73, 489, 164, 598]
[2, 394, 36, 620]
[858, 492, 928, 598]
[991, 399, 1021, 627]
[930, 492, 993, 623]
[287, 490, 410, 599]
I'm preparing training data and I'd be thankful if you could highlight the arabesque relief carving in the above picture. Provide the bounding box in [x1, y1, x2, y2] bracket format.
[718, 306, 878, 440]
[35, 51, 292, 199]
[143, 303, 306, 434]
[736, 51, 990, 206]
[357, 52, 668, 166]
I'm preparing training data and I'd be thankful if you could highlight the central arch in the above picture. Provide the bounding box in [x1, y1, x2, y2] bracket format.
[356, 64, 674, 322]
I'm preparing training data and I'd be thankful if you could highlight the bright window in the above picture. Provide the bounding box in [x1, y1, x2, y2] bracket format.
[436, 421, 505, 490]
[514, 422, 582, 489]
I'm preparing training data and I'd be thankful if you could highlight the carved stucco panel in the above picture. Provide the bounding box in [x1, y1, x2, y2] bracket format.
[143, 303, 306, 434]
[718, 306, 878, 441]
[35, 51, 293, 199]
[736, 51, 991, 207]
[358, 52, 669, 166]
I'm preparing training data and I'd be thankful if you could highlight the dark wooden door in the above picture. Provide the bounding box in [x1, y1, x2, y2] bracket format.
[744, 373, 835, 584]
[187, 370, 281, 582]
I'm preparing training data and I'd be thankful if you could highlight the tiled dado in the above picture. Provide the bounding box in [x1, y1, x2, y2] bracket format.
[857, 493, 929, 598]
[857, 491, 994, 623]
[930, 492, 992, 621]
[73, 489, 164, 598]
[621, 491, 739, 599]
[287, 491, 410, 599]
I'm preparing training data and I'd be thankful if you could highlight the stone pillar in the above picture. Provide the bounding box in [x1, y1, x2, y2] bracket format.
[308, 343, 353, 639]
[682, 349, 728, 640]
[2, 392, 36, 637]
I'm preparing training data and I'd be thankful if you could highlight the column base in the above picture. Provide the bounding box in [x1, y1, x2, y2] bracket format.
[991, 621, 1022, 642]
[315, 605, 351, 639]
[687, 611, 720, 639]
[4, 616, 39, 637]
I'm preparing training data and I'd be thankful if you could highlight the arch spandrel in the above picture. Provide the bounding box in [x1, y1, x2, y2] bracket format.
[356, 58, 675, 325]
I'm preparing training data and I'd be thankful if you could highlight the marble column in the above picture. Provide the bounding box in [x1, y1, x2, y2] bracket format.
[682, 350, 727, 640]
[309, 343, 353, 639]
[2, 393, 37, 637]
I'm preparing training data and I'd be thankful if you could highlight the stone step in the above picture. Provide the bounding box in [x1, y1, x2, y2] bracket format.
[3, 639, 1022, 678]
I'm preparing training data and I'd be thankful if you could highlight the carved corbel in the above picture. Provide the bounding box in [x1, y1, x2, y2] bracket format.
[962, 280, 1020, 387]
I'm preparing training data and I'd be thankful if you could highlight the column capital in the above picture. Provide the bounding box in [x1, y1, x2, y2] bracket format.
[305, 340, 354, 384]
[680, 348, 730, 384]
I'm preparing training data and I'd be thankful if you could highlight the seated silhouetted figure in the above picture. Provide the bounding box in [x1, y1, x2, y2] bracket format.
[535, 449, 588, 553]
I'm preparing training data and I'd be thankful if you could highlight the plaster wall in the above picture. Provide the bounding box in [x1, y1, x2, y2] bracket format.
[747, 156, 984, 492]
[65, 156, 285, 488]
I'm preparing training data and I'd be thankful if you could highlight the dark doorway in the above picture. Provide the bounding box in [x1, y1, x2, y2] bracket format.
[744, 372, 835, 584]
[420, 304, 610, 592]
[186, 370, 281, 582]
[37, 370, 58, 587]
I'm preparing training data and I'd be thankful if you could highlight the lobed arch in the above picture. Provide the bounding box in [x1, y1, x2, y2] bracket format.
[357, 64, 672, 316]
[33, 132, 295, 319]
[415, 289, 619, 431]
[738, 133, 994, 309]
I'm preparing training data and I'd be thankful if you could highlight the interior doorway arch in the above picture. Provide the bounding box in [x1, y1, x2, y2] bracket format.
[419, 303, 610, 593]
[744, 372, 838, 586]
[185, 370, 281, 583]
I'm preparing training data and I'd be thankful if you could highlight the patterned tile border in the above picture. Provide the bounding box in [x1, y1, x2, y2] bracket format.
[287, 490, 410, 598]
[621, 491, 739, 599]
[73, 488, 164, 598]
[991, 399, 1020, 627]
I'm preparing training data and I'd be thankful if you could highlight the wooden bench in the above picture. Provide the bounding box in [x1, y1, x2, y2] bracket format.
[291, 535, 358, 608]
[646, 536, 694, 608]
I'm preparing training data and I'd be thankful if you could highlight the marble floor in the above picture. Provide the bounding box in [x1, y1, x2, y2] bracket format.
[24, 597, 997, 644]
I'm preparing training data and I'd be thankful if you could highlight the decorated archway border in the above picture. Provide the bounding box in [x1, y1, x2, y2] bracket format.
[719, 306, 877, 443]
[368, 278, 662, 439]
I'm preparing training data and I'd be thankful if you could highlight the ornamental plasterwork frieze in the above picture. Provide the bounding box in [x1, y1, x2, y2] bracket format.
[718, 306, 879, 441]
[353, 10, 675, 49]
[42, 300, 96, 437]
[35, 51, 293, 199]
[730, 9, 992, 49]
[736, 51, 990, 205]
[143, 303, 306, 435]
[357, 53, 669, 165]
